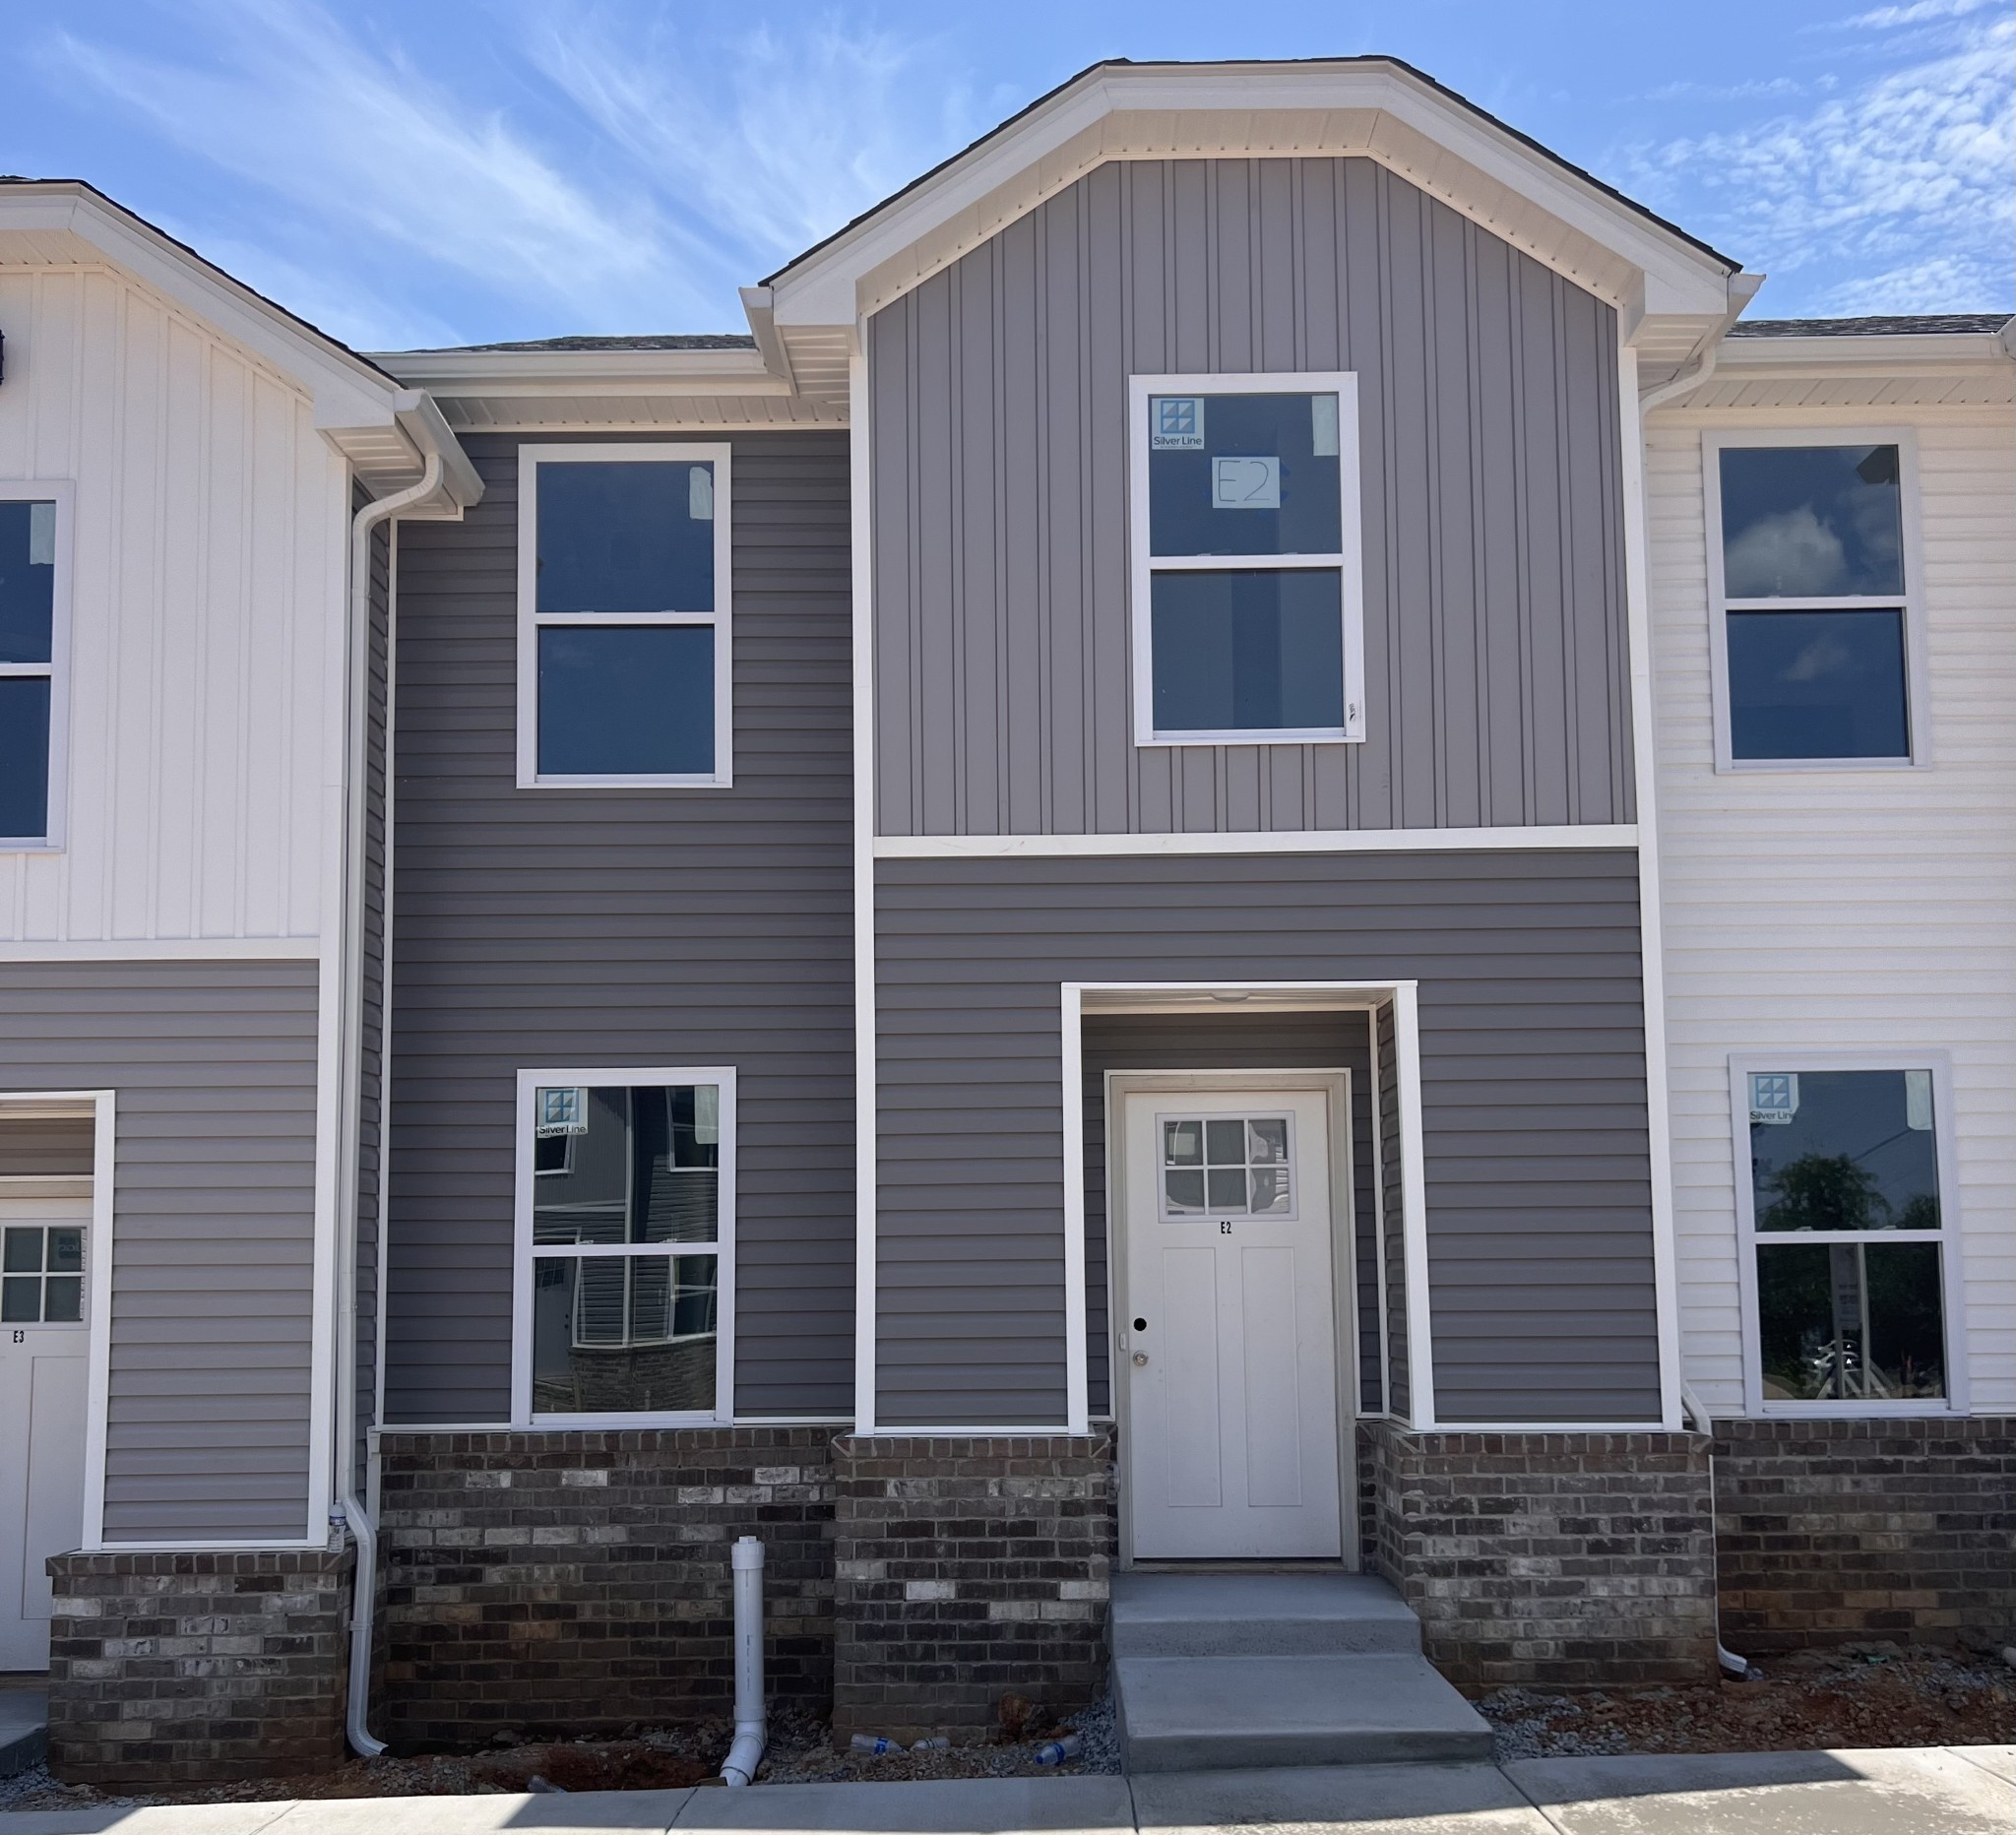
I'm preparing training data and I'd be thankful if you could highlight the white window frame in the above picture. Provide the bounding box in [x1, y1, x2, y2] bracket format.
[0, 481, 74, 851]
[516, 444, 732, 790]
[1729, 1050, 1967, 1419]
[510, 1065, 736, 1428]
[1702, 428, 1928, 774]
[1127, 373, 1366, 748]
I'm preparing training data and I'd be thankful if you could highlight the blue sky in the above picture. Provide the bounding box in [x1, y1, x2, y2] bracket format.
[7, 0, 2011, 351]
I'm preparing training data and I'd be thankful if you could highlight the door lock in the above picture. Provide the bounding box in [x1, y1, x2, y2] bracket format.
[1132, 1352, 1149, 1366]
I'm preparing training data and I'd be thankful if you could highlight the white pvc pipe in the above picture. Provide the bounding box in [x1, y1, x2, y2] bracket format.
[1682, 1387, 1751, 1679]
[720, 1537, 768, 1786]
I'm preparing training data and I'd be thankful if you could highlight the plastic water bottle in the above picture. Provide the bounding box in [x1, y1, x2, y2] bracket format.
[850, 1734, 905, 1756]
[1035, 1735, 1082, 1765]
[910, 1736, 950, 1752]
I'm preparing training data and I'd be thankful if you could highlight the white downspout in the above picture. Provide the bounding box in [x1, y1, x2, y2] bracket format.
[720, 1537, 768, 1785]
[1682, 1386, 1751, 1678]
[338, 449, 444, 1760]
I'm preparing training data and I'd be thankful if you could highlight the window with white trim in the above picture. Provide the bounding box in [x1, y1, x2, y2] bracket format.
[514, 1069, 734, 1424]
[1129, 374, 1365, 746]
[1733, 1057, 1957, 1411]
[0, 490, 66, 848]
[517, 444, 731, 788]
[1706, 434, 1922, 769]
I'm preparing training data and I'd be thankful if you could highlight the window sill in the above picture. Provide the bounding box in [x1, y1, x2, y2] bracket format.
[525, 1411, 731, 1430]
[1752, 1400, 1961, 1418]
[517, 774, 733, 791]
[1715, 756, 1924, 775]
[1138, 730, 1364, 748]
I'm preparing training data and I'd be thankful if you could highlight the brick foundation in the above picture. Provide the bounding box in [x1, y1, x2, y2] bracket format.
[1359, 1421, 1718, 1689]
[831, 1432, 1114, 1738]
[1713, 1417, 2016, 1655]
[376, 1425, 835, 1748]
[46, 1543, 352, 1785]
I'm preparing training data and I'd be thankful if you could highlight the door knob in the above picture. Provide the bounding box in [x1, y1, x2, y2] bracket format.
[1132, 1353, 1149, 1366]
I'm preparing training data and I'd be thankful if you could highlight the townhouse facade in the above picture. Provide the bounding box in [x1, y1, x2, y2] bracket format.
[0, 56, 2011, 1785]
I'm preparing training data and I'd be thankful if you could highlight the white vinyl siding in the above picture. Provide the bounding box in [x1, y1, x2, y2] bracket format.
[0, 263, 345, 944]
[1651, 407, 2016, 1415]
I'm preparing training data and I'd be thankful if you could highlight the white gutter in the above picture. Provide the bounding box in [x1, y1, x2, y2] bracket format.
[1681, 1387, 1752, 1679]
[1639, 274, 1765, 413]
[336, 445, 450, 1760]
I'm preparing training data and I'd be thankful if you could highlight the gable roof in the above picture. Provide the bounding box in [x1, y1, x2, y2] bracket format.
[748, 56, 1752, 410]
[0, 178, 478, 505]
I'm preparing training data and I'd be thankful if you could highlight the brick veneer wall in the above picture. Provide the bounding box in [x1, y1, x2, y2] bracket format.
[1713, 1417, 2016, 1654]
[831, 1432, 1114, 1738]
[1359, 1422, 1718, 1689]
[46, 1543, 351, 1785]
[375, 1425, 835, 1748]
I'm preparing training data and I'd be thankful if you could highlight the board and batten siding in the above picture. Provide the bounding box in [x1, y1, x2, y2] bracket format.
[0, 960, 321, 1542]
[0, 262, 344, 943]
[875, 850, 1660, 1427]
[384, 432, 853, 1424]
[1080, 1010, 1380, 1419]
[1651, 408, 2016, 1412]
[868, 156, 1633, 839]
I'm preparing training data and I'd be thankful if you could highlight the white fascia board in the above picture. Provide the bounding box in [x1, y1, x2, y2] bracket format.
[1717, 333, 2016, 373]
[768, 62, 1736, 328]
[0, 187, 405, 429]
[370, 348, 792, 400]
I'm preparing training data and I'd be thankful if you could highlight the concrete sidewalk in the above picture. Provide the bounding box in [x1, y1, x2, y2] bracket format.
[9, 1749, 2016, 1835]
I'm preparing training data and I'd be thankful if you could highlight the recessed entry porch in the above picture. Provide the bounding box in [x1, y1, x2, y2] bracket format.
[1070, 982, 1421, 1570]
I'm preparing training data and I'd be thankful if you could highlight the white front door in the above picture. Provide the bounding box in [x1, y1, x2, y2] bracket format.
[1121, 1087, 1344, 1559]
[0, 1197, 91, 1671]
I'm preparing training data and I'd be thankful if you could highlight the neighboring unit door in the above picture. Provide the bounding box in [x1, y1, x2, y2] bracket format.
[0, 1197, 91, 1671]
[1121, 1087, 1344, 1560]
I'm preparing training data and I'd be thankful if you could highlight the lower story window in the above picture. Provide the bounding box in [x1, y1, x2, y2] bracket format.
[516, 1068, 733, 1424]
[1737, 1060, 1953, 1407]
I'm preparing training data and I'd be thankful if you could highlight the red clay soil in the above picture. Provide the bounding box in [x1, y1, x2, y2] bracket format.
[1481, 1645, 2016, 1757]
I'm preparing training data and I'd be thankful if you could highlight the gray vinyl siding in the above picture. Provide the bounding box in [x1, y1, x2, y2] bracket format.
[875, 851, 1659, 1427]
[1080, 1011, 1379, 1419]
[869, 156, 1632, 838]
[0, 1114, 94, 1174]
[384, 431, 853, 1424]
[0, 960, 320, 1541]
[1376, 999, 1410, 1420]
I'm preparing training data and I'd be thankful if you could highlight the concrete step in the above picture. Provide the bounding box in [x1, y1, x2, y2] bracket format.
[1112, 1572, 1423, 1658]
[1114, 1651, 1494, 1773]
[0, 1686, 47, 1780]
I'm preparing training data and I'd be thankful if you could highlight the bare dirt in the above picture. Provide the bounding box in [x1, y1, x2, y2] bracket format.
[1482, 1642, 2016, 1761]
[0, 1698, 1117, 1814]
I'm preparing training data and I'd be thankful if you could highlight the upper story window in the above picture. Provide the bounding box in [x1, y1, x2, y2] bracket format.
[1129, 374, 1365, 747]
[1707, 435, 1922, 770]
[517, 444, 731, 789]
[1733, 1056, 1959, 1414]
[0, 490, 66, 848]
[513, 1068, 735, 1426]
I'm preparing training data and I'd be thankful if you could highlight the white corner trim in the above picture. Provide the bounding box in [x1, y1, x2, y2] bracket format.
[1618, 345, 1686, 1434]
[850, 337, 881, 1437]
[514, 442, 734, 791]
[874, 824, 1639, 859]
[1059, 987, 1090, 1435]
[508, 1066, 739, 1430]
[1390, 984, 1437, 1429]
[48, 1091, 117, 1550]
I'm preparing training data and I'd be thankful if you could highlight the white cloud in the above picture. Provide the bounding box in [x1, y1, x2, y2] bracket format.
[1725, 507, 1849, 599]
[1623, 5, 2014, 312]
[534, 13, 983, 275]
[40, 0, 720, 337]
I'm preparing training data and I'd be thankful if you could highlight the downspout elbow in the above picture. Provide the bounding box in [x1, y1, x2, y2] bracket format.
[1682, 1387, 1751, 1679]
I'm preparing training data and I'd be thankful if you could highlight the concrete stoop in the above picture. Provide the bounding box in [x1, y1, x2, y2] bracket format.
[1111, 1572, 1492, 1773]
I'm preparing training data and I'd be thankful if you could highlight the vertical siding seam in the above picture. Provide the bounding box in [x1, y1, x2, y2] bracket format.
[1077, 185, 1098, 838]
[993, 243, 1012, 833]
[1465, 222, 1491, 827]
[1553, 280, 1583, 826]
[1423, 211, 1448, 830]
[1377, 168, 1403, 830]
[1510, 264, 1538, 825]
[937, 286, 961, 836]
[1035, 205, 1054, 837]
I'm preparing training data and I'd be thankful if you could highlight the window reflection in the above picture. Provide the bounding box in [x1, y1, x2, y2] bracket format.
[1151, 570, 1345, 732]
[533, 1086, 720, 1245]
[1726, 609, 1908, 761]
[1720, 445, 1902, 599]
